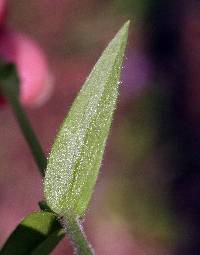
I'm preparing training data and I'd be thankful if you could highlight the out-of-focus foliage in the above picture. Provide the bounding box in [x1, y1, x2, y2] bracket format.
[115, 0, 152, 19]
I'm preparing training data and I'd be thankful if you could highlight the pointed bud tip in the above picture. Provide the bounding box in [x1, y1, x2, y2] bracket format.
[117, 20, 130, 41]
[124, 20, 131, 27]
[122, 20, 130, 32]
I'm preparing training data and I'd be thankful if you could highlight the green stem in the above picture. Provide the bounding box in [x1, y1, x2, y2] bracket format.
[0, 65, 46, 177]
[60, 217, 94, 255]
[9, 95, 46, 177]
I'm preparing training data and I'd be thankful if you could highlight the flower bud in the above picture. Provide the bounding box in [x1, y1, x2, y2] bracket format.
[0, 29, 53, 107]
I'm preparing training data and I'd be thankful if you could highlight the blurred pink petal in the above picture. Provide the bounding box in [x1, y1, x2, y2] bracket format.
[0, 29, 53, 107]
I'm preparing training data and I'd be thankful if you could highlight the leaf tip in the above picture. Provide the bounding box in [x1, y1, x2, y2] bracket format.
[121, 20, 130, 35]
[116, 20, 130, 47]
[124, 20, 131, 28]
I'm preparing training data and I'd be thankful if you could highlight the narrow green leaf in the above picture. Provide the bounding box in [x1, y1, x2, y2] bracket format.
[31, 229, 64, 255]
[0, 212, 64, 255]
[44, 21, 130, 218]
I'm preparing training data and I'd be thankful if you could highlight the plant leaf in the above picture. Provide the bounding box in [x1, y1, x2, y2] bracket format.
[31, 229, 64, 255]
[0, 212, 64, 255]
[44, 21, 130, 218]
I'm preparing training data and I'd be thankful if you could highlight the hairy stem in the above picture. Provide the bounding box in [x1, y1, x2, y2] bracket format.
[60, 217, 94, 255]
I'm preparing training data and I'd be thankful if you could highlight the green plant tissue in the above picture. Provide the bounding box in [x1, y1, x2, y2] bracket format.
[44, 21, 130, 218]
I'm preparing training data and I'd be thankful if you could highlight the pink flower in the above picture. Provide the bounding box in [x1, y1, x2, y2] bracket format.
[0, 29, 53, 107]
[0, 1, 53, 107]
